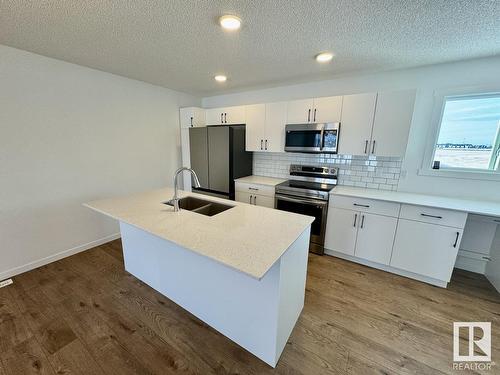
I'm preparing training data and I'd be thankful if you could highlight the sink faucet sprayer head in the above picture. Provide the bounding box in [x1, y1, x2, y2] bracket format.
[192, 173, 201, 188]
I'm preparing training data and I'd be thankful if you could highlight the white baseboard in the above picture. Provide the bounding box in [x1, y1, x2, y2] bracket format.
[0, 233, 121, 281]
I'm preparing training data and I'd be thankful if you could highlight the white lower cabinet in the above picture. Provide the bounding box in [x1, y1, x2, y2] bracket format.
[325, 195, 468, 287]
[235, 181, 276, 208]
[325, 207, 358, 256]
[355, 213, 398, 265]
[235, 191, 275, 208]
[236, 191, 253, 205]
[252, 194, 274, 208]
[390, 219, 463, 281]
[325, 207, 397, 265]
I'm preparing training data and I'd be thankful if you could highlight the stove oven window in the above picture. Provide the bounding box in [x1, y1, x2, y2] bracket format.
[276, 199, 323, 237]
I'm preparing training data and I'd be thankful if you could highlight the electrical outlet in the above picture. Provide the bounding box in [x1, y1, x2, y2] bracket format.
[0, 279, 13, 288]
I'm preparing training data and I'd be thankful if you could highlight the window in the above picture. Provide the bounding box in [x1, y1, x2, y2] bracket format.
[432, 94, 500, 172]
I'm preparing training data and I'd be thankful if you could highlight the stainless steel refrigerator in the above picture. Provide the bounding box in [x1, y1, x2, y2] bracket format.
[189, 125, 252, 200]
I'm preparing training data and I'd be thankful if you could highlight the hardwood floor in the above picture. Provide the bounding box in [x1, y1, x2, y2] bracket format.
[1, 239, 498, 374]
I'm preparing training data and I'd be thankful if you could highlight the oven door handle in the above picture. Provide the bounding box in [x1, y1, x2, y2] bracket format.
[276, 194, 327, 206]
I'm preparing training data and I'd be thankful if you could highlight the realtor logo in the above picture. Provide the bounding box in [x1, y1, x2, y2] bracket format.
[453, 322, 491, 362]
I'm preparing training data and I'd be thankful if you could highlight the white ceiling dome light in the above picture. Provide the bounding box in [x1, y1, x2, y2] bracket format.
[214, 75, 227, 82]
[219, 15, 241, 31]
[315, 52, 334, 63]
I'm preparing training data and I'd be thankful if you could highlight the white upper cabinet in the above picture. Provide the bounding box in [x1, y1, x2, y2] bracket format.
[286, 96, 342, 124]
[313, 96, 343, 123]
[245, 104, 266, 152]
[370, 89, 416, 157]
[245, 102, 287, 152]
[265, 102, 287, 152]
[205, 108, 224, 125]
[338, 93, 377, 155]
[180, 107, 205, 128]
[192, 89, 415, 156]
[286, 99, 314, 124]
[205, 106, 246, 125]
[225, 106, 246, 124]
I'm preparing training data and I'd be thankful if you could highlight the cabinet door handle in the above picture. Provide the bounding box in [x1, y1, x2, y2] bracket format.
[265, 139, 268, 150]
[313, 108, 317, 122]
[421, 213, 442, 219]
[221, 113, 223, 123]
[364, 140, 368, 154]
[494, 219, 500, 223]
[353, 213, 358, 227]
[249, 187, 259, 191]
[453, 232, 460, 248]
[360, 215, 365, 229]
[260, 139, 263, 150]
[307, 109, 311, 122]
[482, 256, 492, 261]
[190, 116, 193, 127]
[353, 203, 370, 208]
[249, 195, 252, 204]
[254, 196, 257, 205]
[224, 113, 227, 123]
[371, 140, 376, 154]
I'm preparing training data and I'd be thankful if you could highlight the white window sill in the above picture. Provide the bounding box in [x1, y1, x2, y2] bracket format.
[417, 168, 500, 182]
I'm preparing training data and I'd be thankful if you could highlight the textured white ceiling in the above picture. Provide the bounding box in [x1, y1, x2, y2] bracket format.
[1, 1, 499, 95]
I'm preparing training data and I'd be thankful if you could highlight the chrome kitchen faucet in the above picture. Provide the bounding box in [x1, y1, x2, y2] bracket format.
[169, 167, 201, 212]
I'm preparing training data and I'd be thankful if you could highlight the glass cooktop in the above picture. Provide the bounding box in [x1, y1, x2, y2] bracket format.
[277, 180, 336, 192]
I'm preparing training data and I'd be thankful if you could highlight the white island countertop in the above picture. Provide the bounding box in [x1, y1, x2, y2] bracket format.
[85, 188, 314, 279]
[331, 186, 500, 217]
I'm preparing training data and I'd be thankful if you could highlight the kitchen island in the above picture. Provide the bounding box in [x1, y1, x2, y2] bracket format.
[84, 188, 313, 367]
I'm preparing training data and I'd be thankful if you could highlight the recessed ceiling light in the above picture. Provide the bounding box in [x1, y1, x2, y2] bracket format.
[315, 52, 334, 63]
[214, 75, 227, 82]
[219, 15, 241, 31]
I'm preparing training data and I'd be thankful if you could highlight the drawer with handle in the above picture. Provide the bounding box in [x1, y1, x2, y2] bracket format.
[235, 182, 275, 197]
[329, 195, 400, 217]
[399, 204, 468, 228]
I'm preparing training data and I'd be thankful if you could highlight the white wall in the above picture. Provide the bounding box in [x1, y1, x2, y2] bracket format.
[0, 45, 200, 279]
[203, 56, 500, 202]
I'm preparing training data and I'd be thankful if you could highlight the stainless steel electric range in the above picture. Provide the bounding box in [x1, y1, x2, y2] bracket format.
[275, 164, 338, 255]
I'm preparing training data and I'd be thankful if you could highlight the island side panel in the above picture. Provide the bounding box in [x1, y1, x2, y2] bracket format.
[275, 227, 311, 364]
[119, 222, 281, 367]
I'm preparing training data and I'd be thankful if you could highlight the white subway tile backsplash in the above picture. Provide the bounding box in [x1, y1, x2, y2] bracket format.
[252, 152, 402, 191]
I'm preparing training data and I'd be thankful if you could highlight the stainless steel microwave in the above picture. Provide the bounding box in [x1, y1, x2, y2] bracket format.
[284, 122, 340, 153]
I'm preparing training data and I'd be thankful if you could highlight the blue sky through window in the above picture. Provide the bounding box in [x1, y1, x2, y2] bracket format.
[437, 96, 500, 146]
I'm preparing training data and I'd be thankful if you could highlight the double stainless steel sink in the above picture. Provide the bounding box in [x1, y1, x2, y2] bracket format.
[165, 196, 233, 217]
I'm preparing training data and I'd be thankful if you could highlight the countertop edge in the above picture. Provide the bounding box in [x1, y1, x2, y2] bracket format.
[84, 202, 274, 280]
[330, 187, 500, 217]
[83, 191, 314, 280]
[234, 175, 287, 186]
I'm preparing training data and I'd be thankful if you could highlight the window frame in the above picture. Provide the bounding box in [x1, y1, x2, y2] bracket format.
[420, 86, 500, 181]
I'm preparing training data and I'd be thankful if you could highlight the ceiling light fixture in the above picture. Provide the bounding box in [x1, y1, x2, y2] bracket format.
[315, 52, 334, 63]
[214, 75, 227, 82]
[219, 15, 241, 31]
